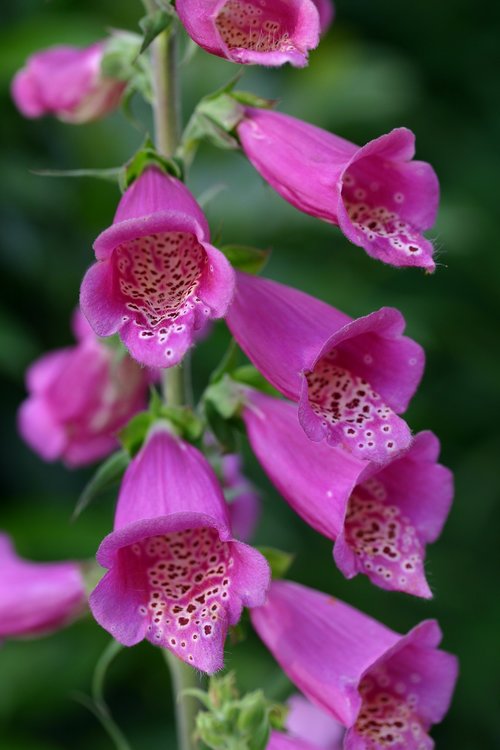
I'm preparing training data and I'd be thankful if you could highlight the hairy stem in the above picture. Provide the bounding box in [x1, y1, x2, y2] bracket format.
[163, 650, 201, 750]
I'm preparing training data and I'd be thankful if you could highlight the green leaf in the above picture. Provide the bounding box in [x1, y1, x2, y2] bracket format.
[231, 90, 277, 109]
[138, 9, 174, 55]
[257, 547, 294, 579]
[73, 450, 129, 520]
[204, 400, 238, 454]
[31, 167, 122, 184]
[204, 375, 244, 419]
[100, 31, 143, 80]
[160, 405, 204, 442]
[123, 136, 183, 189]
[118, 412, 155, 456]
[231, 365, 279, 396]
[219, 244, 270, 275]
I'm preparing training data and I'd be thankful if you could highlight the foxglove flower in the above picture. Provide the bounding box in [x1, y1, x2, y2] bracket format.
[222, 454, 261, 542]
[284, 694, 344, 749]
[89, 424, 270, 673]
[242, 391, 453, 597]
[237, 110, 439, 269]
[227, 273, 424, 463]
[0, 533, 86, 639]
[18, 310, 149, 467]
[176, 0, 320, 68]
[81, 167, 235, 368]
[11, 41, 125, 123]
[251, 581, 458, 749]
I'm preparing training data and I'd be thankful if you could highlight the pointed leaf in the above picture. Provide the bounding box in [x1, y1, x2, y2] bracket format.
[138, 10, 174, 55]
[73, 450, 129, 520]
[256, 547, 294, 579]
[219, 244, 269, 275]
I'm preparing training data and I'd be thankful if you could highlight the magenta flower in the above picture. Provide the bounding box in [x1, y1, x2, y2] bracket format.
[18, 310, 149, 468]
[222, 454, 261, 542]
[243, 391, 453, 597]
[267, 733, 327, 750]
[11, 41, 125, 123]
[89, 424, 270, 673]
[237, 109, 439, 270]
[175, 0, 320, 68]
[227, 272, 424, 463]
[251, 581, 458, 749]
[312, 0, 335, 34]
[0, 533, 86, 639]
[81, 167, 234, 368]
[285, 694, 344, 749]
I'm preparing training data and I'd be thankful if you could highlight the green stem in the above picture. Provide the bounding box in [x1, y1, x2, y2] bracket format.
[163, 651, 201, 750]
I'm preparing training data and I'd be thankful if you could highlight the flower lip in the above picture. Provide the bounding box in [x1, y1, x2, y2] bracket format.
[337, 127, 439, 270]
[309, 306, 423, 414]
[211, 0, 319, 67]
[93, 211, 208, 262]
[96, 511, 232, 568]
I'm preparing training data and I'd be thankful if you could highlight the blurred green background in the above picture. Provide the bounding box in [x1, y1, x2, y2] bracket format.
[1, 0, 499, 748]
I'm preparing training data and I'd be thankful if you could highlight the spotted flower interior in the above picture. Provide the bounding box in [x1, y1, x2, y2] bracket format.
[215, 0, 299, 54]
[343, 477, 427, 596]
[113, 230, 210, 357]
[121, 528, 233, 664]
[354, 662, 432, 750]
[306, 351, 410, 461]
[341, 161, 434, 268]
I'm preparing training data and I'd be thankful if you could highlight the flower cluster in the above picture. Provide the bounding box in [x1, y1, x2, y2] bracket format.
[9, 1, 458, 748]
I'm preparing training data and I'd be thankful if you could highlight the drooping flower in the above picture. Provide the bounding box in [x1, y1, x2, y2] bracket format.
[89, 424, 270, 673]
[311, 0, 335, 34]
[242, 391, 453, 597]
[222, 454, 261, 542]
[237, 109, 439, 269]
[0, 533, 86, 639]
[285, 693, 345, 749]
[80, 167, 235, 368]
[176, 0, 320, 68]
[11, 41, 125, 123]
[18, 310, 149, 468]
[251, 581, 458, 749]
[227, 272, 424, 463]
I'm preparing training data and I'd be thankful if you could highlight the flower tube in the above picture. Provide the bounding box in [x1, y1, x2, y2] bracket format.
[0, 533, 86, 639]
[18, 310, 149, 467]
[11, 41, 125, 123]
[89, 424, 270, 673]
[237, 109, 439, 269]
[242, 391, 453, 597]
[81, 167, 234, 368]
[227, 272, 424, 463]
[251, 581, 458, 749]
[176, 0, 320, 68]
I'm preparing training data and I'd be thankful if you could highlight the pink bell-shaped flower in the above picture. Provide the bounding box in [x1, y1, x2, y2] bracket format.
[11, 41, 125, 124]
[89, 423, 270, 673]
[237, 109, 439, 270]
[18, 310, 149, 468]
[222, 453, 261, 542]
[176, 0, 321, 68]
[227, 272, 424, 464]
[0, 533, 86, 639]
[268, 693, 344, 750]
[242, 391, 453, 597]
[251, 581, 458, 750]
[81, 167, 235, 368]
